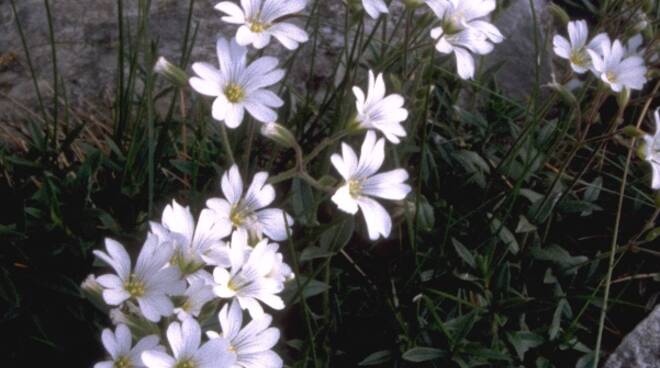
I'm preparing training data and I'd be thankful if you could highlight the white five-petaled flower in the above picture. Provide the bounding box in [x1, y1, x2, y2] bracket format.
[151, 200, 231, 275]
[174, 279, 216, 321]
[587, 36, 647, 92]
[206, 164, 293, 242]
[95, 324, 161, 368]
[362, 0, 389, 19]
[643, 109, 660, 190]
[94, 235, 186, 322]
[331, 131, 412, 240]
[425, 0, 504, 80]
[353, 70, 408, 144]
[212, 232, 285, 319]
[215, 0, 309, 50]
[552, 20, 608, 74]
[189, 38, 285, 128]
[142, 318, 236, 368]
[207, 301, 283, 368]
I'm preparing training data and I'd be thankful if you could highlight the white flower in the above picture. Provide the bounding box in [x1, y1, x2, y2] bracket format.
[353, 70, 408, 144]
[207, 301, 283, 368]
[362, 0, 389, 19]
[206, 164, 293, 242]
[151, 200, 231, 275]
[330, 131, 412, 240]
[425, 0, 504, 80]
[643, 109, 660, 190]
[212, 232, 285, 319]
[94, 235, 186, 322]
[552, 20, 608, 74]
[587, 36, 647, 92]
[189, 38, 285, 128]
[174, 279, 216, 320]
[215, 0, 309, 50]
[95, 324, 161, 368]
[142, 318, 236, 368]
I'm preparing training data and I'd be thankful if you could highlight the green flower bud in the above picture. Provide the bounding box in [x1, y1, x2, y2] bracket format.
[548, 3, 570, 26]
[622, 125, 646, 138]
[80, 274, 107, 312]
[260, 122, 299, 149]
[154, 56, 189, 87]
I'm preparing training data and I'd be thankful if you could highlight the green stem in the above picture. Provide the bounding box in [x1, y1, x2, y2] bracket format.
[219, 123, 235, 165]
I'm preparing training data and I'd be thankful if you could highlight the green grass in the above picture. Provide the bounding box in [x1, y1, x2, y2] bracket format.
[1, 0, 659, 366]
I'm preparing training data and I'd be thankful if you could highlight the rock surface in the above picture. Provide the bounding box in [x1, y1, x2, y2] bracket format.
[0, 0, 552, 124]
[604, 305, 660, 368]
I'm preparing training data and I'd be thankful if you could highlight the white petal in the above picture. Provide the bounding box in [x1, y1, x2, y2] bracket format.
[454, 47, 476, 80]
[356, 197, 392, 240]
[362, 169, 411, 200]
[141, 350, 175, 368]
[256, 208, 293, 241]
[189, 77, 221, 97]
[195, 338, 237, 368]
[219, 300, 243, 341]
[222, 165, 244, 205]
[331, 185, 359, 215]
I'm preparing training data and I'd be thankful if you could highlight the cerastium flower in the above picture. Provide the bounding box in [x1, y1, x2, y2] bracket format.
[352, 70, 408, 144]
[189, 38, 285, 128]
[215, 0, 309, 50]
[643, 109, 660, 190]
[587, 35, 647, 92]
[95, 324, 160, 368]
[331, 131, 412, 240]
[94, 235, 186, 322]
[425, 0, 504, 80]
[206, 164, 293, 242]
[207, 301, 283, 368]
[552, 20, 607, 73]
[141, 318, 236, 368]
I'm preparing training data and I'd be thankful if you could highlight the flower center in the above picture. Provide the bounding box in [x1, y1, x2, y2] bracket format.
[174, 360, 196, 368]
[228, 344, 237, 353]
[605, 71, 617, 83]
[569, 49, 588, 67]
[124, 274, 145, 298]
[443, 12, 465, 35]
[348, 179, 362, 199]
[224, 83, 245, 103]
[113, 356, 132, 368]
[230, 204, 247, 226]
[249, 20, 269, 33]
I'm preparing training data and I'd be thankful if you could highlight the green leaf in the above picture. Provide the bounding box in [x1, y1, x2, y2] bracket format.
[530, 244, 588, 275]
[358, 350, 391, 366]
[402, 347, 446, 362]
[300, 246, 334, 262]
[506, 331, 544, 360]
[489, 215, 520, 254]
[452, 238, 476, 268]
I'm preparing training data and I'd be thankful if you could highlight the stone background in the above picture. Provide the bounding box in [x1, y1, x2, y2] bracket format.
[0, 0, 553, 124]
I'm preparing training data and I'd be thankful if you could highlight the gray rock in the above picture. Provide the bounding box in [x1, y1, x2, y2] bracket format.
[488, 0, 554, 101]
[0, 0, 551, 127]
[604, 305, 660, 368]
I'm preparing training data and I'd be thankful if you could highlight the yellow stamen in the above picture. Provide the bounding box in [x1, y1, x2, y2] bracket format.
[348, 179, 362, 199]
[124, 274, 145, 298]
[249, 21, 269, 33]
[113, 356, 132, 368]
[224, 83, 245, 103]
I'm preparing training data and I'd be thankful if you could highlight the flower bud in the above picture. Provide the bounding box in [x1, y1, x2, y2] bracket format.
[402, 0, 424, 10]
[154, 56, 189, 87]
[617, 88, 631, 108]
[548, 77, 577, 107]
[80, 274, 108, 312]
[622, 125, 645, 138]
[260, 122, 299, 149]
[110, 308, 160, 337]
[548, 3, 570, 26]
[637, 141, 648, 160]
